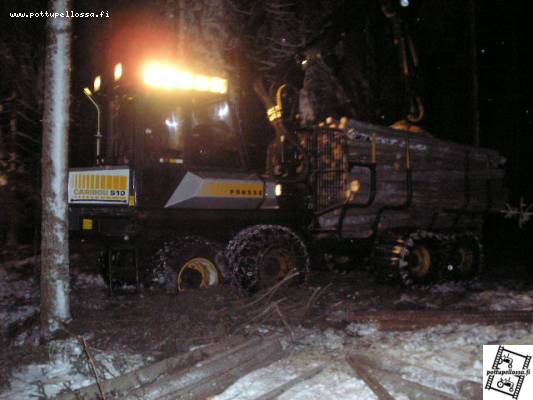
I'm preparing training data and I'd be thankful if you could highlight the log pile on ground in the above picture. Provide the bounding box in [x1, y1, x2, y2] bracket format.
[331, 309, 533, 331]
[57, 335, 285, 400]
[299, 119, 507, 238]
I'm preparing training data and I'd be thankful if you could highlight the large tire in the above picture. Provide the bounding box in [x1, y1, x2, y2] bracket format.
[152, 236, 225, 292]
[446, 232, 484, 280]
[225, 225, 310, 292]
[375, 230, 442, 286]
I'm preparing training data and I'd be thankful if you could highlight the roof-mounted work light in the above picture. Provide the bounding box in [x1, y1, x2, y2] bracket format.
[114, 63, 123, 82]
[142, 61, 227, 94]
[93, 75, 102, 92]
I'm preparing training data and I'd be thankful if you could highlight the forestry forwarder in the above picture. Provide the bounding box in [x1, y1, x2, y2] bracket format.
[68, 59, 506, 292]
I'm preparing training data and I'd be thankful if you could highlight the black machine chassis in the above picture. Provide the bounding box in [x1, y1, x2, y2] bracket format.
[69, 126, 497, 289]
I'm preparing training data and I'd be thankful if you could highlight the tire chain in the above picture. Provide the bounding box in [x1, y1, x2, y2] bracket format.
[224, 224, 310, 291]
[448, 231, 485, 279]
[374, 229, 483, 286]
[151, 236, 221, 288]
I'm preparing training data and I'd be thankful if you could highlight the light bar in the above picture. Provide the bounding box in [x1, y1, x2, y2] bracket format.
[142, 62, 227, 94]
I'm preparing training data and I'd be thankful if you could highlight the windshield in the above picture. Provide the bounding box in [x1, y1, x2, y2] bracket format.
[140, 98, 242, 168]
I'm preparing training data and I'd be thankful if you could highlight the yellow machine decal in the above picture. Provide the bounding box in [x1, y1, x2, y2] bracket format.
[82, 218, 93, 230]
[164, 172, 273, 209]
[68, 168, 130, 204]
[200, 181, 264, 198]
[74, 174, 127, 191]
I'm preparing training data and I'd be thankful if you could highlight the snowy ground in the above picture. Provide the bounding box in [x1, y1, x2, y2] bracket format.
[214, 324, 530, 400]
[213, 284, 532, 400]
[0, 260, 531, 399]
[0, 338, 148, 399]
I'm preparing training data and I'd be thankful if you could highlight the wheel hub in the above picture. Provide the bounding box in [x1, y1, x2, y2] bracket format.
[177, 257, 219, 291]
[261, 248, 294, 287]
[409, 245, 432, 278]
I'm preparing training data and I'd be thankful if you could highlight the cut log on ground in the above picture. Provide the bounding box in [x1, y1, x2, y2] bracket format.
[121, 335, 285, 400]
[57, 335, 246, 400]
[252, 365, 324, 400]
[348, 353, 459, 400]
[332, 309, 533, 330]
[346, 355, 395, 400]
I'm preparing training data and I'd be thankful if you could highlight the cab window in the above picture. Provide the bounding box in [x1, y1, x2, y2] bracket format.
[187, 101, 243, 169]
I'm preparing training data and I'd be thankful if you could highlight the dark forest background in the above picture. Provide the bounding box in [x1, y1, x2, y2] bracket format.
[0, 0, 531, 267]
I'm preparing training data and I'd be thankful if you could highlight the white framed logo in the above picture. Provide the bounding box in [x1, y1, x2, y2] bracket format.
[484, 345, 532, 399]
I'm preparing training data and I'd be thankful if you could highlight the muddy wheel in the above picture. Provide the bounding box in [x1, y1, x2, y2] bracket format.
[152, 236, 225, 292]
[375, 230, 441, 286]
[447, 233, 484, 280]
[225, 225, 310, 292]
[399, 231, 442, 285]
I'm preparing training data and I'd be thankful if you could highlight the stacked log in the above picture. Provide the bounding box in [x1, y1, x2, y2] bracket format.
[300, 119, 507, 237]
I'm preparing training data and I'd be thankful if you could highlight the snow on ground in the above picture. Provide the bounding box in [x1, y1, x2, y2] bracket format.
[215, 323, 531, 400]
[0, 267, 108, 348]
[0, 267, 36, 301]
[215, 284, 532, 400]
[461, 289, 533, 310]
[0, 337, 150, 399]
[0, 268, 149, 399]
[396, 281, 533, 311]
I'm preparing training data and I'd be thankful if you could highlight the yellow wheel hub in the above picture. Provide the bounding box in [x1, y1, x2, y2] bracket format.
[410, 246, 432, 278]
[177, 257, 219, 291]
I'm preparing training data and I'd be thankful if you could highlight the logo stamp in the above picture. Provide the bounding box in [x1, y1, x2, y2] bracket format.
[484, 345, 532, 399]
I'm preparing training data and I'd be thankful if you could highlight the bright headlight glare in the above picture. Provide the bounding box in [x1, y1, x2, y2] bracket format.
[93, 75, 101, 92]
[350, 179, 361, 193]
[114, 63, 123, 81]
[275, 184, 282, 196]
[142, 62, 227, 94]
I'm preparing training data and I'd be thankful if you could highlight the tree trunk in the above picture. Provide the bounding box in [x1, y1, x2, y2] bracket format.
[6, 111, 18, 246]
[40, 0, 72, 339]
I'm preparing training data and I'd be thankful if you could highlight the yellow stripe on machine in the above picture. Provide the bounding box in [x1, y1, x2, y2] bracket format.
[200, 181, 264, 198]
[72, 174, 128, 191]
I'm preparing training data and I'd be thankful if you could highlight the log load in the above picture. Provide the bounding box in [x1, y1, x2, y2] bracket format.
[299, 119, 507, 238]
